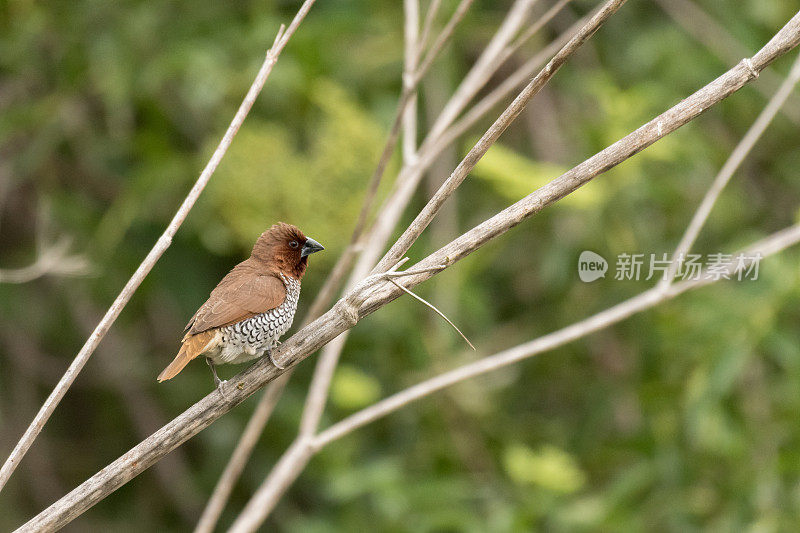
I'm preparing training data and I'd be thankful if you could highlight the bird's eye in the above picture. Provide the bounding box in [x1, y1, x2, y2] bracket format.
[289, 240, 299, 249]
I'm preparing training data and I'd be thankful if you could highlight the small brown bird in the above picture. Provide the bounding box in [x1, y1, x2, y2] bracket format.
[157, 223, 324, 387]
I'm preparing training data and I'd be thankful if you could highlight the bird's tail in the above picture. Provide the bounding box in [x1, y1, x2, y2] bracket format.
[157, 330, 218, 382]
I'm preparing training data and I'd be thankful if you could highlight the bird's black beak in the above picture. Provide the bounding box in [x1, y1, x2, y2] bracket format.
[301, 237, 325, 258]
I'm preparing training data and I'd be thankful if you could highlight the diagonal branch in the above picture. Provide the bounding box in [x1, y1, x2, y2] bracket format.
[14, 9, 800, 533]
[0, 0, 318, 495]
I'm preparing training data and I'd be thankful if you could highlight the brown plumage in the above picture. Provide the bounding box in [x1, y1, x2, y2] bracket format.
[157, 223, 324, 385]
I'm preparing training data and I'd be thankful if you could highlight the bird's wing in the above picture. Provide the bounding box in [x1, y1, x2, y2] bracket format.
[184, 265, 287, 337]
[159, 262, 288, 382]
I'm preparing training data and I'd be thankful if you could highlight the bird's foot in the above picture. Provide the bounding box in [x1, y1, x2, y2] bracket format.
[267, 348, 286, 370]
[206, 357, 228, 396]
[215, 378, 229, 398]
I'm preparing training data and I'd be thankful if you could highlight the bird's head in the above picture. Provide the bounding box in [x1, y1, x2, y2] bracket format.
[251, 222, 324, 278]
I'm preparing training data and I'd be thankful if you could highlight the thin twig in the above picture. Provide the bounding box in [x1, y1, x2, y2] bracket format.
[403, 0, 420, 167]
[413, 0, 477, 84]
[388, 277, 475, 350]
[0, 236, 90, 284]
[383, 264, 446, 277]
[15, 10, 800, 532]
[504, 0, 573, 62]
[417, 0, 444, 56]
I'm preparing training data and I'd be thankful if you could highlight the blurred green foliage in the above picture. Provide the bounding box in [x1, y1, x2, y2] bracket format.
[3, 0, 800, 531]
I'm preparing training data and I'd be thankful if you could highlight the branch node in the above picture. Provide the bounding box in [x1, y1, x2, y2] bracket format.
[742, 57, 759, 79]
[389, 257, 411, 272]
[273, 23, 287, 49]
[335, 298, 360, 327]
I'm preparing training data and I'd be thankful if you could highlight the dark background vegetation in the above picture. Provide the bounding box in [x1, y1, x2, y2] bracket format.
[2, 0, 800, 530]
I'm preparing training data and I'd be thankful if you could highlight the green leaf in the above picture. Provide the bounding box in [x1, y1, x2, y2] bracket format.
[502, 443, 587, 493]
[331, 364, 382, 410]
[471, 141, 604, 208]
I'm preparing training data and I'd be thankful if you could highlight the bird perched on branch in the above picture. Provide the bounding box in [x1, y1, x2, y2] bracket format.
[157, 222, 324, 388]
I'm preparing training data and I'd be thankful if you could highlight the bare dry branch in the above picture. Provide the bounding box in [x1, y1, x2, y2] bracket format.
[413, 0, 477, 84]
[403, 0, 420, 165]
[0, 199, 91, 284]
[417, 0, 444, 57]
[0, 236, 90, 284]
[14, 8, 800, 533]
